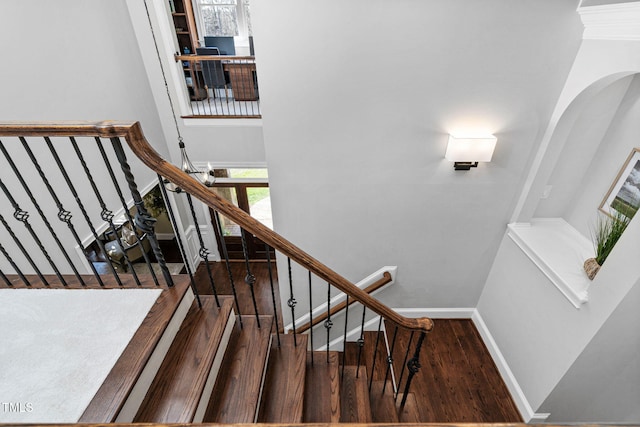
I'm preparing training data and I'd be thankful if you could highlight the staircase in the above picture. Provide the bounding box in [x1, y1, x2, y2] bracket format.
[76, 278, 420, 424]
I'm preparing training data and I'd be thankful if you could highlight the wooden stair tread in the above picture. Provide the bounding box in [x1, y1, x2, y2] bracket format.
[343, 330, 388, 381]
[303, 351, 340, 423]
[80, 277, 190, 422]
[396, 391, 421, 422]
[370, 380, 400, 423]
[257, 333, 308, 423]
[204, 315, 274, 423]
[339, 365, 372, 423]
[134, 296, 234, 423]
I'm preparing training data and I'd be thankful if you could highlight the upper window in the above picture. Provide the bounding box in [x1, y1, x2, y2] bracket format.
[193, 0, 252, 37]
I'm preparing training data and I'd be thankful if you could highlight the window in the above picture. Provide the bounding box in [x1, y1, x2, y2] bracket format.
[193, 0, 252, 38]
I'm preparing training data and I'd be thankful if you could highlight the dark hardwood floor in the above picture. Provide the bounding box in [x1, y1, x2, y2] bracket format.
[194, 261, 521, 423]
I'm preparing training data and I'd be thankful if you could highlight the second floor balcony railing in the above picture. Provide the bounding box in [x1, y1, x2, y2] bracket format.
[175, 54, 261, 118]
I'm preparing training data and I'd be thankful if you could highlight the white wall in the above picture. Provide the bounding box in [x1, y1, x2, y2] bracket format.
[250, 0, 583, 313]
[477, 39, 640, 420]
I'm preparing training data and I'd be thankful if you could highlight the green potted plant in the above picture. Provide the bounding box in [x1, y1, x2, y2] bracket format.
[584, 209, 634, 280]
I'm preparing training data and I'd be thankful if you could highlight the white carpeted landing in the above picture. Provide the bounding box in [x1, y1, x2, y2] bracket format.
[0, 288, 162, 423]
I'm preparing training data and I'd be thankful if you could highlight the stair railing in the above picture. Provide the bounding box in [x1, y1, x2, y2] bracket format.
[0, 121, 433, 407]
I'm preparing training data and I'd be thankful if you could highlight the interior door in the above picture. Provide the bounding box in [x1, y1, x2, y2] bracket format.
[210, 182, 274, 260]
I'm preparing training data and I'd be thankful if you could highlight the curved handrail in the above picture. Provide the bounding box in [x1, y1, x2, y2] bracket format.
[0, 121, 433, 333]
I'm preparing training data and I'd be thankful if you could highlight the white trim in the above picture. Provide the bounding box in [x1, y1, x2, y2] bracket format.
[283, 266, 397, 333]
[471, 310, 550, 423]
[319, 315, 382, 352]
[392, 307, 475, 319]
[183, 118, 263, 127]
[507, 219, 591, 309]
[578, 2, 640, 40]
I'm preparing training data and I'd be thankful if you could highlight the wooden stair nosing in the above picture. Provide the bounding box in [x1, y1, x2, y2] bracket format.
[204, 315, 274, 424]
[79, 278, 192, 423]
[257, 333, 308, 423]
[133, 296, 234, 423]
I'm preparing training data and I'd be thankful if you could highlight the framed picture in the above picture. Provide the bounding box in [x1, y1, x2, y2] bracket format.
[599, 147, 640, 219]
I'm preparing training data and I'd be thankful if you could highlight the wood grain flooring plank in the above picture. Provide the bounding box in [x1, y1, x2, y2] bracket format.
[133, 296, 234, 422]
[203, 315, 273, 423]
[368, 380, 398, 423]
[257, 333, 308, 423]
[340, 365, 373, 423]
[303, 351, 340, 423]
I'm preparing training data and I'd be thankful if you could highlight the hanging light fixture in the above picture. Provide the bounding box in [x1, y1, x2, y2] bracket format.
[144, 0, 215, 192]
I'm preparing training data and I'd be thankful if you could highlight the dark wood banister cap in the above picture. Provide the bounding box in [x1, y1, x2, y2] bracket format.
[0, 121, 433, 334]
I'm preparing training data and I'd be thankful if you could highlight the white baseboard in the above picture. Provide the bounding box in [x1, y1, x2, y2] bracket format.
[471, 310, 550, 423]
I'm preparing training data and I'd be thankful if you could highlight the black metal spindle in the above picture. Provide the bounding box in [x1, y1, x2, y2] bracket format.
[0, 268, 11, 287]
[355, 306, 367, 378]
[0, 213, 39, 286]
[369, 316, 384, 392]
[185, 193, 216, 308]
[308, 270, 314, 365]
[395, 330, 414, 400]
[18, 137, 88, 286]
[383, 325, 399, 395]
[399, 332, 427, 408]
[67, 137, 142, 286]
[158, 175, 201, 305]
[287, 257, 297, 346]
[110, 137, 173, 287]
[325, 282, 332, 363]
[25, 136, 121, 287]
[265, 243, 280, 347]
[0, 176, 64, 286]
[341, 295, 349, 382]
[96, 138, 159, 285]
[240, 228, 260, 327]
[213, 210, 242, 328]
[0, 141, 69, 286]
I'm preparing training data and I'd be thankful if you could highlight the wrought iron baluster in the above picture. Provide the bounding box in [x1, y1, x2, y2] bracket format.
[67, 137, 141, 286]
[355, 306, 367, 378]
[213, 210, 242, 328]
[185, 193, 216, 308]
[26, 136, 121, 286]
[0, 178, 63, 286]
[341, 295, 349, 382]
[240, 228, 260, 327]
[96, 138, 159, 285]
[110, 137, 173, 287]
[369, 316, 384, 392]
[325, 282, 332, 363]
[19, 137, 88, 286]
[0, 213, 38, 286]
[384, 325, 399, 395]
[158, 175, 200, 301]
[287, 257, 297, 346]
[399, 332, 427, 408]
[265, 243, 280, 346]
[395, 330, 414, 400]
[308, 270, 314, 365]
[0, 141, 68, 286]
[0, 268, 10, 287]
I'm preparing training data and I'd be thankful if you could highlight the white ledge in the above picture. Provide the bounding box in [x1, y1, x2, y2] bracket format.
[578, 1, 640, 40]
[507, 219, 594, 309]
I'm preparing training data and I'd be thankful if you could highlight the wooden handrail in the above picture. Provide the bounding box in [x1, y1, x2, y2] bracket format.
[294, 271, 393, 334]
[0, 121, 433, 333]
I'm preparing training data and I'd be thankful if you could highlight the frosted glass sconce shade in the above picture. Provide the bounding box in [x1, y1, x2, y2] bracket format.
[445, 135, 497, 170]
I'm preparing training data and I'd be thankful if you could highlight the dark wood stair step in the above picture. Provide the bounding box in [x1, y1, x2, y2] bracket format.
[257, 333, 308, 423]
[370, 380, 398, 422]
[303, 351, 340, 422]
[134, 296, 235, 423]
[343, 330, 388, 382]
[339, 365, 372, 423]
[204, 315, 274, 423]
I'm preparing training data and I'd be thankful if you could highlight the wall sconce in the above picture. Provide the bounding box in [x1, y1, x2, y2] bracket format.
[445, 135, 497, 170]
